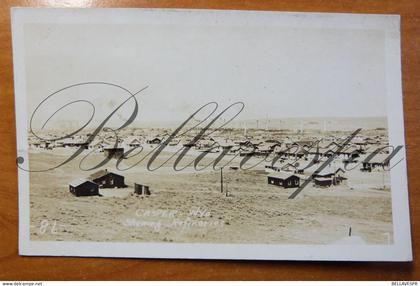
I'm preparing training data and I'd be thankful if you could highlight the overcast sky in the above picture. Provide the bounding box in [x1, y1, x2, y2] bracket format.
[24, 17, 387, 129]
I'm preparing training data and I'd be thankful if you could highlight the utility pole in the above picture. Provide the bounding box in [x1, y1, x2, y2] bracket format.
[220, 167, 224, 193]
[225, 182, 229, 197]
[382, 171, 385, 190]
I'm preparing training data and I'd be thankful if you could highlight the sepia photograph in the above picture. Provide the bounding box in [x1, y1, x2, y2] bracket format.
[12, 8, 411, 261]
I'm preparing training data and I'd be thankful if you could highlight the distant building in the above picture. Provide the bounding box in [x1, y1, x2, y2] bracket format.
[265, 165, 280, 173]
[88, 169, 126, 188]
[313, 177, 333, 188]
[40, 140, 52, 149]
[128, 138, 142, 148]
[339, 145, 361, 158]
[103, 147, 124, 159]
[267, 173, 300, 188]
[182, 141, 196, 148]
[361, 154, 390, 171]
[295, 140, 313, 148]
[69, 179, 99, 197]
[255, 144, 274, 155]
[30, 141, 41, 149]
[215, 139, 235, 151]
[313, 167, 346, 186]
[195, 139, 216, 150]
[325, 141, 342, 149]
[353, 137, 368, 146]
[88, 138, 104, 150]
[227, 145, 245, 155]
[168, 138, 180, 146]
[59, 137, 89, 149]
[146, 137, 162, 145]
[134, 183, 151, 196]
[281, 163, 299, 173]
[237, 140, 255, 148]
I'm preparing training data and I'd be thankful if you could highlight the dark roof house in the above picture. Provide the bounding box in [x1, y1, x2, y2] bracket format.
[88, 169, 126, 188]
[267, 173, 300, 188]
[69, 179, 99, 197]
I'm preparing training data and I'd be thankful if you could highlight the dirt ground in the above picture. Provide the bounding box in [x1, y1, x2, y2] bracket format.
[27, 147, 393, 245]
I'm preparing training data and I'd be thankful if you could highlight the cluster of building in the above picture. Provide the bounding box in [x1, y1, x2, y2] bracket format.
[33, 127, 390, 193]
[29, 129, 388, 159]
[265, 146, 390, 189]
[267, 166, 347, 189]
[68, 169, 151, 197]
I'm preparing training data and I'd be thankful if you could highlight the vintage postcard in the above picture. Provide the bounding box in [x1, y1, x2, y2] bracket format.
[12, 8, 412, 260]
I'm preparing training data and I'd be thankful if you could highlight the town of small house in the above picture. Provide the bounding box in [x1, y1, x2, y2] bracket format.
[30, 125, 391, 196]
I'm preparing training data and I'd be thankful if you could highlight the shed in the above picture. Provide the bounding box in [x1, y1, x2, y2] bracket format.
[69, 179, 99, 197]
[134, 183, 151, 196]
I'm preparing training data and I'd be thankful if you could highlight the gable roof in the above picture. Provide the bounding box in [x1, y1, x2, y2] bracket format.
[316, 167, 345, 176]
[128, 138, 142, 144]
[103, 146, 124, 151]
[268, 172, 299, 180]
[314, 177, 333, 182]
[69, 179, 97, 187]
[362, 153, 391, 164]
[88, 170, 123, 180]
[280, 163, 298, 171]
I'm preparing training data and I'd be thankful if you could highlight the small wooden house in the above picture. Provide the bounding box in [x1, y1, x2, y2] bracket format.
[267, 173, 300, 188]
[265, 164, 280, 173]
[339, 145, 361, 158]
[146, 137, 162, 145]
[215, 139, 235, 152]
[313, 167, 346, 186]
[227, 145, 246, 155]
[237, 140, 255, 148]
[134, 183, 151, 196]
[89, 169, 126, 188]
[281, 163, 298, 173]
[295, 140, 314, 148]
[168, 138, 180, 146]
[256, 144, 274, 155]
[128, 138, 142, 148]
[69, 179, 99, 197]
[313, 177, 333, 188]
[362, 154, 390, 170]
[195, 139, 216, 150]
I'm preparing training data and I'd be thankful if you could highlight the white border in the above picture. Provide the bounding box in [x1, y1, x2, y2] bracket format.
[11, 7, 412, 261]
